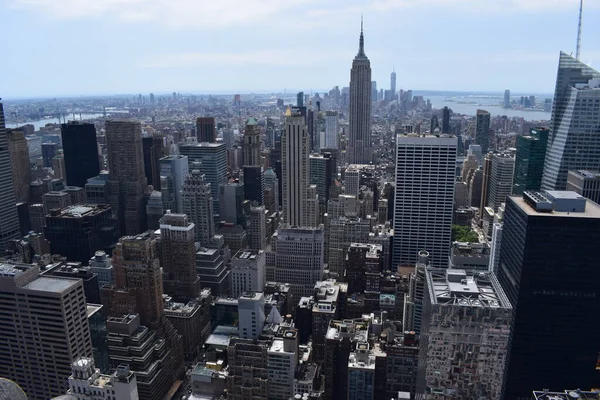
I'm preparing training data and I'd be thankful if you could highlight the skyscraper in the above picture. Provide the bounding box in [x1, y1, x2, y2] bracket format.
[61, 121, 101, 187]
[347, 19, 372, 165]
[7, 129, 31, 203]
[182, 169, 214, 247]
[566, 170, 600, 203]
[504, 89, 511, 108]
[159, 155, 189, 213]
[243, 118, 264, 205]
[392, 134, 457, 268]
[475, 109, 491, 153]
[441, 106, 451, 134]
[160, 212, 201, 301]
[179, 142, 227, 219]
[390, 69, 396, 97]
[513, 127, 549, 194]
[0, 102, 21, 251]
[497, 191, 600, 399]
[41, 142, 58, 168]
[106, 120, 148, 236]
[324, 111, 339, 149]
[282, 109, 310, 227]
[0, 263, 93, 400]
[142, 136, 163, 190]
[542, 52, 600, 190]
[196, 117, 216, 143]
[487, 152, 515, 212]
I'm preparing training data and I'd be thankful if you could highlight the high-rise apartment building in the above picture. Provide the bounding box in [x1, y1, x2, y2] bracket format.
[142, 136, 163, 191]
[513, 127, 549, 194]
[196, 246, 230, 296]
[417, 269, 512, 400]
[7, 129, 30, 203]
[179, 142, 227, 219]
[566, 169, 600, 203]
[325, 111, 339, 149]
[106, 120, 148, 236]
[145, 190, 164, 230]
[0, 103, 21, 251]
[44, 204, 118, 264]
[542, 52, 600, 190]
[487, 152, 515, 212]
[282, 110, 310, 227]
[182, 169, 214, 247]
[89, 250, 113, 288]
[226, 338, 270, 400]
[159, 212, 201, 301]
[248, 205, 266, 251]
[392, 134, 457, 268]
[347, 21, 372, 164]
[42, 142, 58, 168]
[0, 263, 93, 400]
[159, 155, 188, 213]
[504, 89, 511, 108]
[196, 117, 216, 143]
[346, 243, 382, 294]
[475, 109, 491, 153]
[268, 329, 299, 400]
[61, 121, 101, 187]
[268, 227, 324, 298]
[497, 191, 600, 399]
[243, 118, 264, 205]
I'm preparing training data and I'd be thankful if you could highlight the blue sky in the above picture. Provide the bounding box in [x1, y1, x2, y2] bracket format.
[2, 0, 600, 98]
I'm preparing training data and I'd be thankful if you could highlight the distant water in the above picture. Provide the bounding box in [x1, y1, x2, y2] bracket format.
[10, 113, 106, 130]
[425, 94, 551, 121]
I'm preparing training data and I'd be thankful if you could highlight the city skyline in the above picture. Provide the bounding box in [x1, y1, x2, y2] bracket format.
[2, 0, 600, 97]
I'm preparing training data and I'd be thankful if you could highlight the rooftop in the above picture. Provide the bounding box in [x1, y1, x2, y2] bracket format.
[24, 276, 79, 293]
[571, 170, 600, 179]
[532, 390, 600, 400]
[517, 191, 600, 218]
[426, 269, 511, 309]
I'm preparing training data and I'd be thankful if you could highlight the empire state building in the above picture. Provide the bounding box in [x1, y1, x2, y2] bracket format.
[347, 19, 372, 165]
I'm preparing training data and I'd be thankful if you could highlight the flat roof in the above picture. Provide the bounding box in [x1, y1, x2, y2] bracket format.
[511, 195, 600, 218]
[24, 276, 78, 293]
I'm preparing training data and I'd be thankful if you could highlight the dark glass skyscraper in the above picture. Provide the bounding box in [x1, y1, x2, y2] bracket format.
[196, 117, 216, 143]
[142, 136, 163, 190]
[513, 127, 549, 195]
[498, 191, 600, 399]
[61, 121, 101, 187]
[441, 106, 451, 134]
[475, 109, 491, 153]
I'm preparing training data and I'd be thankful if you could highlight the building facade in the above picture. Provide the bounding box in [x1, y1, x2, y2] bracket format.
[513, 128, 549, 195]
[282, 111, 310, 227]
[0, 103, 21, 251]
[61, 121, 101, 188]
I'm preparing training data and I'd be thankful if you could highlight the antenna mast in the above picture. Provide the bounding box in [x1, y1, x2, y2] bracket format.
[576, 0, 583, 60]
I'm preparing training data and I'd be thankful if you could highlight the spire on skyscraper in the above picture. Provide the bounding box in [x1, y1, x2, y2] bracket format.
[358, 15, 365, 57]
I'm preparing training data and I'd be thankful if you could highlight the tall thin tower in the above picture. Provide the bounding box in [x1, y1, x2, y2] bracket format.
[0, 102, 20, 250]
[576, 0, 584, 60]
[282, 109, 310, 227]
[347, 18, 372, 165]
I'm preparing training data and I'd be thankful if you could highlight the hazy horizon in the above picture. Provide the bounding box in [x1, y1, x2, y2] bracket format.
[2, 0, 599, 98]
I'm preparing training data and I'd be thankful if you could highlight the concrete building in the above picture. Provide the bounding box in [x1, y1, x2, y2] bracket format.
[182, 169, 214, 247]
[196, 246, 229, 296]
[105, 120, 148, 236]
[160, 212, 201, 301]
[61, 121, 100, 188]
[219, 181, 245, 227]
[90, 250, 113, 288]
[243, 118, 264, 205]
[448, 241, 490, 272]
[498, 191, 600, 399]
[44, 204, 118, 264]
[0, 263, 93, 399]
[52, 151, 66, 180]
[385, 331, 420, 398]
[7, 129, 31, 203]
[282, 109, 310, 227]
[216, 222, 248, 254]
[226, 338, 270, 400]
[159, 155, 188, 213]
[346, 243, 382, 294]
[344, 164, 362, 197]
[42, 142, 58, 168]
[248, 205, 266, 251]
[179, 142, 227, 219]
[268, 227, 324, 298]
[230, 250, 266, 298]
[310, 153, 333, 205]
[238, 291, 266, 340]
[263, 168, 279, 214]
[325, 111, 339, 149]
[347, 21, 372, 164]
[487, 152, 515, 212]
[327, 216, 372, 275]
[43, 190, 72, 214]
[542, 53, 600, 190]
[145, 190, 164, 230]
[417, 269, 512, 400]
[105, 314, 182, 400]
[392, 134, 457, 268]
[566, 170, 600, 203]
[311, 280, 348, 365]
[403, 251, 431, 334]
[66, 357, 139, 400]
[268, 330, 299, 400]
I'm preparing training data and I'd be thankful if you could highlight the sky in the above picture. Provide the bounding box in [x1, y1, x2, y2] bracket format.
[2, 0, 600, 98]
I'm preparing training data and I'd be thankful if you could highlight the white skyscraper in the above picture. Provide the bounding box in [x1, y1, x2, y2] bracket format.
[230, 250, 266, 298]
[392, 134, 457, 268]
[347, 19, 372, 165]
[282, 110, 310, 227]
[238, 292, 266, 340]
[324, 111, 339, 149]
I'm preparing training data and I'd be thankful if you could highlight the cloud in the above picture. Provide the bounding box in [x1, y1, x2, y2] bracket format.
[11, 0, 596, 29]
[141, 49, 350, 68]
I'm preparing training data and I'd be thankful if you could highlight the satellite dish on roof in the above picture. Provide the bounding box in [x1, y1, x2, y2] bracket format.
[0, 378, 28, 400]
